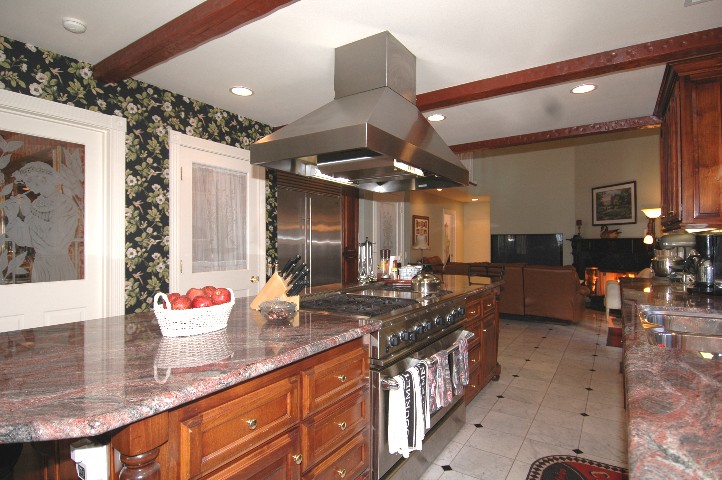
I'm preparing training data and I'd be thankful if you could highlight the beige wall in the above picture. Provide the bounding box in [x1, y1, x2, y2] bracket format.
[408, 191, 465, 263]
[574, 129, 661, 239]
[462, 200, 491, 262]
[471, 129, 661, 265]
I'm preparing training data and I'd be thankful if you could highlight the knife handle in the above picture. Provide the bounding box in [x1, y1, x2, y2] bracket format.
[279, 255, 301, 277]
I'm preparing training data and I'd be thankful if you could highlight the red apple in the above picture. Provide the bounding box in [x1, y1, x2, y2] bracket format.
[186, 287, 205, 301]
[171, 295, 192, 310]
[202, 285, 216, 296]
[191, 295, 213, 309]
[211, 288, 232, 305]
[161, 292, 181, 309]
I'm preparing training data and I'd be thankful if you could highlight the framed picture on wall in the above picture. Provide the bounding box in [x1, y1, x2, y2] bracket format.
[592, 181, 637, 225]
[411, 215, 430, 249]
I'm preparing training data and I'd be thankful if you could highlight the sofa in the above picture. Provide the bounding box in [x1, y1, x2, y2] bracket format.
[442, 262, 589, 323]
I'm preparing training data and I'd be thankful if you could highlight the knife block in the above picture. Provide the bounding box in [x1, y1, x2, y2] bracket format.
[250, 272, 300, 310]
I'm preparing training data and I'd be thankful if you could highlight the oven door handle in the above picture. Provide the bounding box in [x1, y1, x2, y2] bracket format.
[380, 330, 475, 390]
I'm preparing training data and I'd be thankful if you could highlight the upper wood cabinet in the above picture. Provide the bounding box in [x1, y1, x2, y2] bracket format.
[656, 54, 722, 231]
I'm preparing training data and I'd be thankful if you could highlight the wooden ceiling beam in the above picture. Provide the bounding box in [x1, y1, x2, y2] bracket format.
[417, 27, 722, 111]
[93, 0, 298, 84]
[450, 115, 661, 153]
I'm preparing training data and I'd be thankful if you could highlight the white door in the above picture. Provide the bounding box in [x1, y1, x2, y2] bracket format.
[0, 90, 126, 333]
[168, 131, 265, 300]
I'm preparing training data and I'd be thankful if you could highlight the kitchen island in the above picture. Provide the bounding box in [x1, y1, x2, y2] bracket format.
[1, 277, 499, 479]
[0, 294, 381, 478]
[620, 278, 721, 479]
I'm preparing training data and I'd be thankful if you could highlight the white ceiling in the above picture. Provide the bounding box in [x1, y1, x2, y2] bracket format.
[1, 0, 722, 148]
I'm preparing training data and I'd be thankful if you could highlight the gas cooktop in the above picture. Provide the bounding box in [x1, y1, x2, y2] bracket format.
[300, 293, 418, 317]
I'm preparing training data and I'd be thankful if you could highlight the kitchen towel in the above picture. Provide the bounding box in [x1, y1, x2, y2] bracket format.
[450, 346, 463, 396]
[433, 350, 453, 408]
[458, 334, 470, 386]
[424, 358, 439, 414]
[416, 361, 431, 428]
[387, 373, 412, 458]
[408, 367, 425, 448]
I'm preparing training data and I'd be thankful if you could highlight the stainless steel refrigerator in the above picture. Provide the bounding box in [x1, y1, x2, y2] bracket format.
[277, 188, 342, 286]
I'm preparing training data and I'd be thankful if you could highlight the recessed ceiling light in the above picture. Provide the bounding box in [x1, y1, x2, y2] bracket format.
[230, 86, 253, 96]
[571, 84, 597, 94]
[427, 114, 446, 122]
[471, 198, 479, 202]
[436, 188, 443, 191]
[62, 17, 87, 34]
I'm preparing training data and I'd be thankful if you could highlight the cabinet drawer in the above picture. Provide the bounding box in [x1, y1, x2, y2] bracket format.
[302, 342, 368, 416]
[302, 428, 370, 480]
[301, 386, 369, 469]
[481, 294, 495, 316]
[203, 429, 301, 480]
[180, 375, 300, 478]
[465, 298, 481, 321]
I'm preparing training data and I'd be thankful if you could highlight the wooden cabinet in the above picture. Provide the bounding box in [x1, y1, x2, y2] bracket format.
[112, 338, 370, 480]
[463, 290, 501, 404]
[656, 54, 722, 231]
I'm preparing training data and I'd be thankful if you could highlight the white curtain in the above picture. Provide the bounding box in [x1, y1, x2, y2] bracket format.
[192, 164, 247, 273]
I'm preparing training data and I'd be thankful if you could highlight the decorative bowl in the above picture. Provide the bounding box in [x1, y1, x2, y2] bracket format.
[258, 300, 297, 322]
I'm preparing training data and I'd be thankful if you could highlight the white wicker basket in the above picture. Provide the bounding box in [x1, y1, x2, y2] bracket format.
[153, 290, 235, 337]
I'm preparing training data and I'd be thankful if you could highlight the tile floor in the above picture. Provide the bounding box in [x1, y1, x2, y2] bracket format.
[421, 309, 628, 480]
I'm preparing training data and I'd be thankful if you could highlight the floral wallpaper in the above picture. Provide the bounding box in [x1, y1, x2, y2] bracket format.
[0, 34, 278, 312]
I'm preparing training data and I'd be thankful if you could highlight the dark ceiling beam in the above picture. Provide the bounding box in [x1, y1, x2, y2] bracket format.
[450, 116, 661, 153]
[93, 0, 298, 84]
[417, 27, 722, 111]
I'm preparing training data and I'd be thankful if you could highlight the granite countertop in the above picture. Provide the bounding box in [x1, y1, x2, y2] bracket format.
[620, 278, 722, 479]
[0, 296, 381, 444]
[0, 278, 496, 445]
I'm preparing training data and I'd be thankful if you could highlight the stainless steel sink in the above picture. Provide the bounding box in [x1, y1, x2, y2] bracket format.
[642, 310, 722, 336]
[639, 309, 722, 356]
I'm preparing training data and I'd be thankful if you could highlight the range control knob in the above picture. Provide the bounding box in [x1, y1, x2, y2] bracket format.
[433, 315, 443, 326]
[459, 306, 466, 317]
[387, 333, 400, 347]
[445, 313, 454, 325]
[421, 320, 433, 332]
[401, 328, 419, 343]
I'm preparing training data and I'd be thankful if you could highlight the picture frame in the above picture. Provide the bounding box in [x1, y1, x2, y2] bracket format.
[412, 215, 430, 249]
[592, 181, 637, 225]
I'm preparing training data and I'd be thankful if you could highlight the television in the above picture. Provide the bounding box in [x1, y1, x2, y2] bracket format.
[491, 234, 564, 266]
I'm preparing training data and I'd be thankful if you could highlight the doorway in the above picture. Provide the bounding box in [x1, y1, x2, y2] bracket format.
[0, 90, 126, 332]
[443, 209, 457, 264]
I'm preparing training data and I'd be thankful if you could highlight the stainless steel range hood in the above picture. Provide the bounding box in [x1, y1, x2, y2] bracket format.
[250, 31, 469, 193]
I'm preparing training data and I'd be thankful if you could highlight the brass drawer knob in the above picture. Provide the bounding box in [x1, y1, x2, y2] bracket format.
[337, 468, 347, 478]
[471, 358, 476, 364]
[338, 374, 347, 383]
[292, 453, 303, 465]
[246, 418, 257, 430]
[338, 421, 347, 430]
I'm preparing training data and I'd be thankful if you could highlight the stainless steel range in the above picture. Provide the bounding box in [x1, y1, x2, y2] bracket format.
[301, 284, 471, 479]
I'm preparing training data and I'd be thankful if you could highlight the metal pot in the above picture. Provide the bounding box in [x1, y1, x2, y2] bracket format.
[651, 257, 685, 277]
[411, 271, 442, 294]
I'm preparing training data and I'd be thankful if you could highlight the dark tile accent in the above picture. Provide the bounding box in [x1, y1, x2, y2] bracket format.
[442, 465, 453, 471]
[573, 449, 583, 454]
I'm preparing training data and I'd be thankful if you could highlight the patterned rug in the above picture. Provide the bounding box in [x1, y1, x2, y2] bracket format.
[526, 455, 628, 480]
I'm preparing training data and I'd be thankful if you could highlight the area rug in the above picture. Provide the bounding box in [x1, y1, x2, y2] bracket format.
[526, 455, 628, 480]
